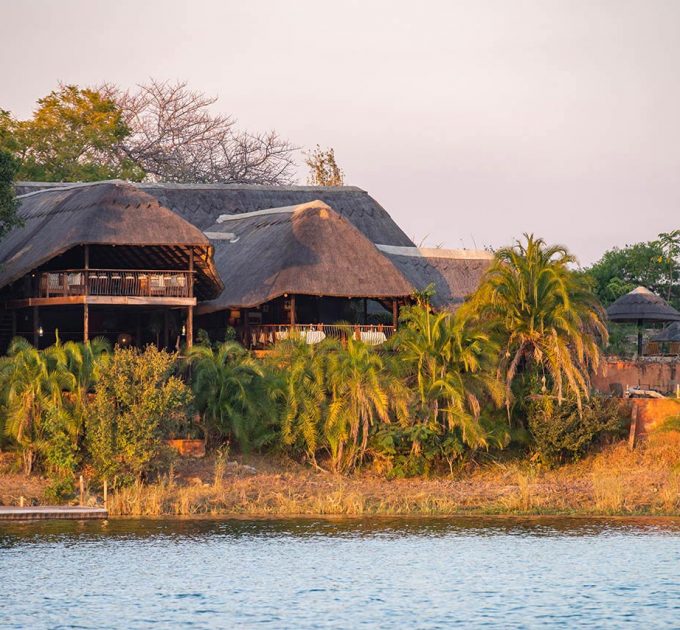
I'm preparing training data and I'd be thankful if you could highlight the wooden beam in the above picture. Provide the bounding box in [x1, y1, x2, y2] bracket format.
[6, 296, 197, 308]
[290, 295, 296, 326]
[392, 299, 398, 328]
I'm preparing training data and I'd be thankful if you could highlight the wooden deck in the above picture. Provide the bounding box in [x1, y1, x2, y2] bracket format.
[0, 506, 108, 521]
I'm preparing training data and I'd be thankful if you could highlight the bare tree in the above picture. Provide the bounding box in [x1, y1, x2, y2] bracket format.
[103, 80, 297, 184]
[305, 145, 344, 186]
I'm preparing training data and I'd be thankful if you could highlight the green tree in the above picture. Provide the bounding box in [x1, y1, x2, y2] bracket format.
[0, 338, 74, 475]
[185, 340, 277, 449]
[85, 346, 191, 487]
[1, 85, 143, 182]
[586, 239, 677, 307]
[658, 230, 680, 302]
[0, 148, 21, 239]
[325, 338, 409, 473]
[381, 303, 503, 475]
[462, 234, 607, 416]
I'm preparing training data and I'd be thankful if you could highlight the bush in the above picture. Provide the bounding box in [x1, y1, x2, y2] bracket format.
[85, 346, 192, 487]
[528, 395, 627, 464]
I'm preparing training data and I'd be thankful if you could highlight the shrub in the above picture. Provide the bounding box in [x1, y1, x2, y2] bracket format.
[528, 395, 627, 464]
[85, 346, 192, 487]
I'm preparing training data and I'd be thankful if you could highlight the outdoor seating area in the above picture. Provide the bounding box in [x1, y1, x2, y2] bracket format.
[38, 269, 192, 299]
[246, 324, 395, 348]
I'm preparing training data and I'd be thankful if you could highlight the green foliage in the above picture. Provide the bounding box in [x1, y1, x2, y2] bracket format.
[0, 147, 21, 240]
[0, 337, 75, 475]
[0, 85, 143, 182]
[270, 337, 410, 473]
[528, 395, 627, 464]
[586, 237, 679, 308]
[461, 234, 607, 417]
[85, 346, 191, 487]
[185, 340, 278, 450]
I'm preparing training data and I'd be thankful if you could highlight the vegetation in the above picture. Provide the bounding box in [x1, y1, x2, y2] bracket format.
[85, 346, 191, 488]
[1, 80, 296, 185]
[0, 147, 21, 240]
[528, 395, 627, 464]
[586, 231, 680, 309]
[461, 234, 607, 417]
[1, 233, 670, 517]
[305, 145, 344, 186]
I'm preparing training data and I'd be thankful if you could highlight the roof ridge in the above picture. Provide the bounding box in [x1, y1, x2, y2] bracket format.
[375, 244, 495, 260]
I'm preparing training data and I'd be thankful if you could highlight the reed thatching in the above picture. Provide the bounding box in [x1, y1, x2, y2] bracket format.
[197, 200, 414, 312]
[606, 286, 680, 323]
[2, 182, 223, 299]
[376, 245, 493, 310]
[15, 181, 414, 247]
[652, 322, 680, 342]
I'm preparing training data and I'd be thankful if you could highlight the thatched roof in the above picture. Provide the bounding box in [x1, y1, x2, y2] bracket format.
[606, 286, 680, 323]
[652, 322, 680, 342]
[15, 181, 414, 248]
[197, 200, 414, 313]
[376, 245, 493, 310]
[2, 182, 222, 299]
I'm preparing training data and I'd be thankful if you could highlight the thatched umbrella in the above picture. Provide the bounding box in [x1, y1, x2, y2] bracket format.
[606, 286, 680, 356]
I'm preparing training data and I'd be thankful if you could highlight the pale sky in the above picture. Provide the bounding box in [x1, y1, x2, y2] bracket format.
[1, 0, 679, 265]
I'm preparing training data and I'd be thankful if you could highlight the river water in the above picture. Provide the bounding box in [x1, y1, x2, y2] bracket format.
[1, 517, 679, 628]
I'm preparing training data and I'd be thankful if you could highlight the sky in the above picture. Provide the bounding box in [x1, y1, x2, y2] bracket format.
[1, 0, 679, 265]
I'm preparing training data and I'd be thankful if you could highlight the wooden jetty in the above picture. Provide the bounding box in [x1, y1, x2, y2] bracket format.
[0, 506, 107, 521]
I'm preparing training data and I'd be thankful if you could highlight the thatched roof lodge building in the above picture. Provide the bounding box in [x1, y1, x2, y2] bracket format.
[0, 181, 493, 350]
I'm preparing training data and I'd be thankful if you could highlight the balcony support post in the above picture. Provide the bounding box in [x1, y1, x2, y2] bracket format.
[186, 306, 193, 348]
[392, 299, 398, 329]
[84, 245, 89, 297]
[290, 295, 296, 326]
[83, 303, 89, 343]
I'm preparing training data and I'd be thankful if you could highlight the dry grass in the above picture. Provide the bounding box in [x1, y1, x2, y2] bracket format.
[4, 433, 680, 517]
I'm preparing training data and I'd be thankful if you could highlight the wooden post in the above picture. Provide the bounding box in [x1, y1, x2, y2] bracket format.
[628, 403, 639, 450]
[243, 308, 250, 347]
[188, 248, 194, 297]
[392, 299, 398, 329]
[637, 318, 643, 357]
[33, 306, 39, 347]
[83, 303, 89, 343]
[290, 295, 296, 326]
[84, 244, 90, 297]
[186, 306, 193, 348]
[19, 496, 24, 507]
[79, 475, 85, 506]
[103, 479, 108, 511]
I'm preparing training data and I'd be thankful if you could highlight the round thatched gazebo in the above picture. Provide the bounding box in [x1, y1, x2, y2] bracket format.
[606, 286, 680, 356]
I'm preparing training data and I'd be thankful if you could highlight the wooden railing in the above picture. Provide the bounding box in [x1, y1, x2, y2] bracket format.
[35, 269, 192, 299]
[245, 324, 396, 348]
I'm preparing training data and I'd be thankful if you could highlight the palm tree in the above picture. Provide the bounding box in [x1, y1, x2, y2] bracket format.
[325, 338, 409, 473]
[267, 338, 329, 467]
[461, 234, 607, 415]
[394, 304, 502, 452]
[0, 337, 74, 474]
[185, 340, 273, 449]
[44, 335, 110, 439]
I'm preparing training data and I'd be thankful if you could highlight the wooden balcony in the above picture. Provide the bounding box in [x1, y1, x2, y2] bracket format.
[9, 269, 196, 308]
[245, 323, 396, 348]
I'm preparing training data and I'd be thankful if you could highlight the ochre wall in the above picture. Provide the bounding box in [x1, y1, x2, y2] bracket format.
[593, 359, 680, 395]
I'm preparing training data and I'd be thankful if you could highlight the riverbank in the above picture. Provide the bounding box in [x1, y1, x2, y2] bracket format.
[2, 432, 680, 517]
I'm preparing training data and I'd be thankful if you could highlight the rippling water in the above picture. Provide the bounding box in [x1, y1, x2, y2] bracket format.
[2, 517, 680, 628]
